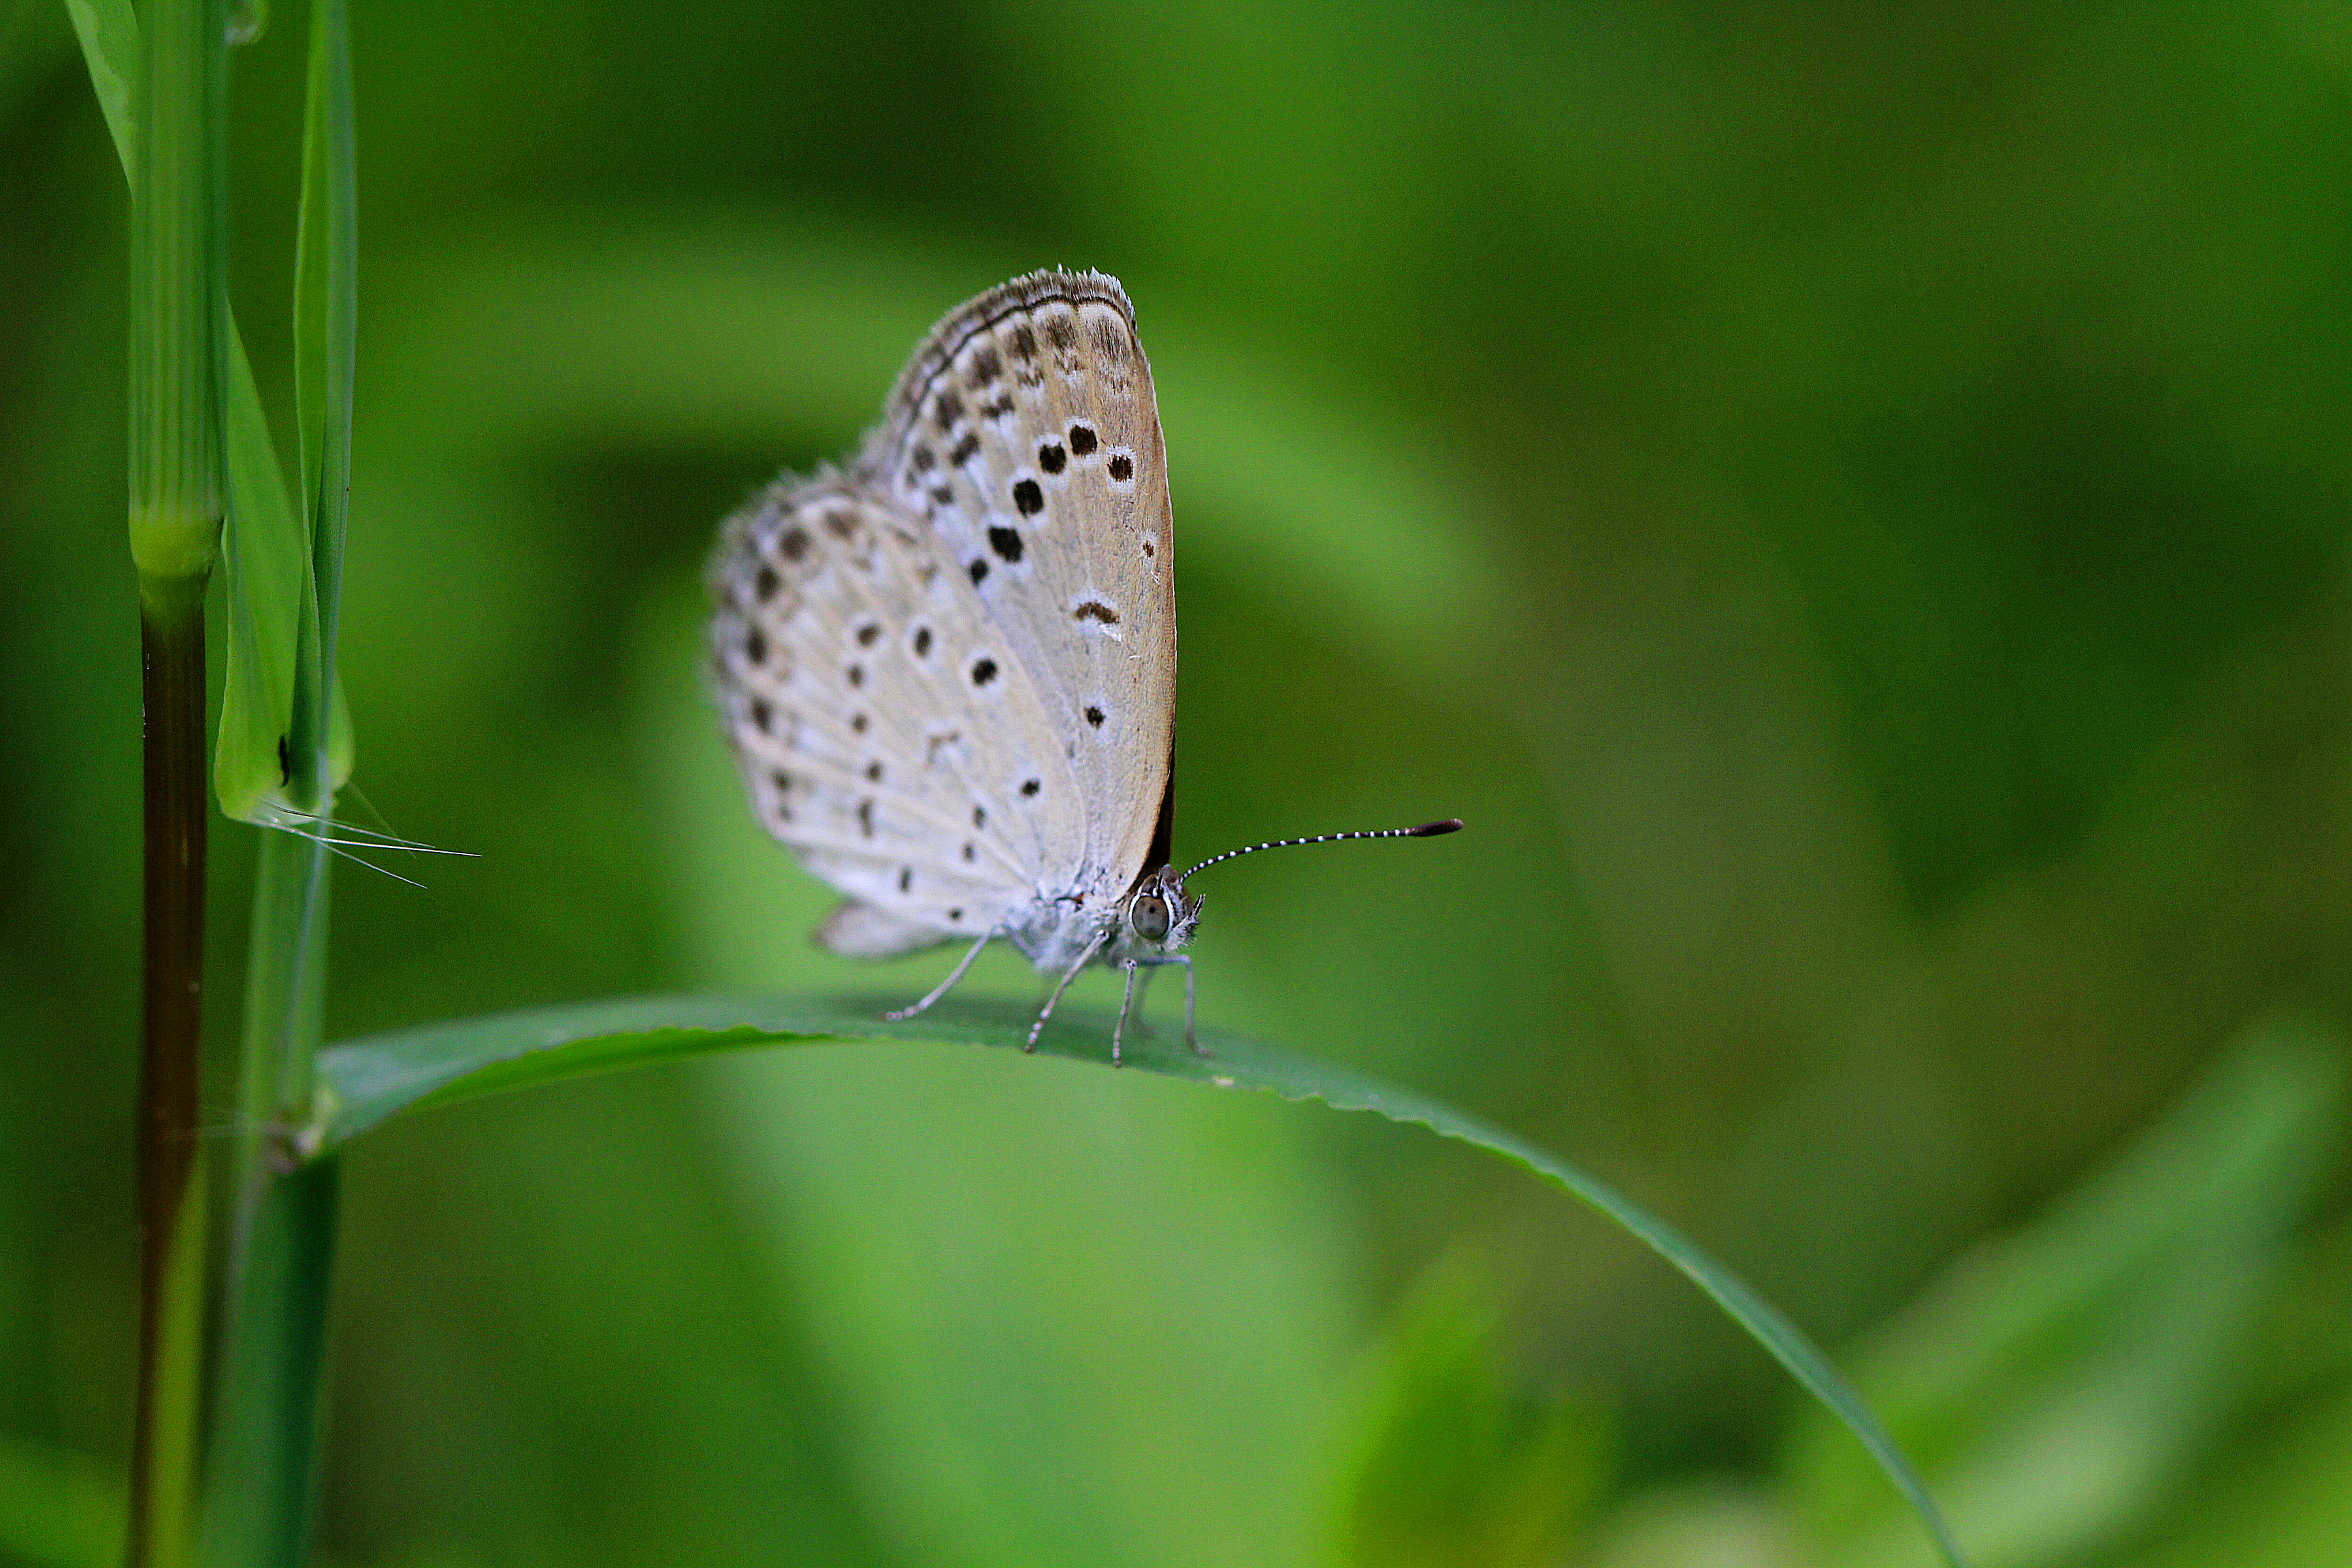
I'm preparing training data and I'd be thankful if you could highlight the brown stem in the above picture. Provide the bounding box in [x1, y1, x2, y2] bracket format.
[130, 579, 209, 1568]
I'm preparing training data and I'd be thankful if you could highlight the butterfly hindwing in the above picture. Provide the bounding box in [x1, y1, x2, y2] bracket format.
[710, 476, 1086, 949]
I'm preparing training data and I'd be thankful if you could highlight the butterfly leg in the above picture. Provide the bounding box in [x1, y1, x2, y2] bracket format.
[1026, 928, 1110, 1054]
[883, 929, 995, 1022]
[1110, 961, 1144, 1068]
[1175, 955, 1206, 1058]
[1124, 962, 1162, 1039]
[1130, 954, 1206, 1058]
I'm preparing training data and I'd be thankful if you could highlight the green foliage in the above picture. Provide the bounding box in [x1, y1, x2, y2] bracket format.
[1782, 1015, 2342, 1568]
[1338, 1258, 1614, 1568]
[0, 1431, 120, 1568]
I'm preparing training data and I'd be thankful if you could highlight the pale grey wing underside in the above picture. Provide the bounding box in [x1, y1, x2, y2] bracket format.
[815, 898, 947, 959]
[856, 270, 1177, 913]
[709, 477, 1085, 951]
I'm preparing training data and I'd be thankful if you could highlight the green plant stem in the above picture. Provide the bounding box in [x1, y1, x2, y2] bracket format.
[206, 817, 335, 1568]
[201, 1156, 340, 1568]
[127, 0, 226, 1563]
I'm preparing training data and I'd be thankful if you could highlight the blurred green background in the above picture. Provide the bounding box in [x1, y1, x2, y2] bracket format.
[6, 2, 2352, 1564]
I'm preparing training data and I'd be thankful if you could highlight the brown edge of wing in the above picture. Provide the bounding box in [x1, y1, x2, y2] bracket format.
[1141, 742, 1177, 880]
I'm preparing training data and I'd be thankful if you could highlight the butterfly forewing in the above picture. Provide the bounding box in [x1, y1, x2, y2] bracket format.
[860, 271, 1177, 910]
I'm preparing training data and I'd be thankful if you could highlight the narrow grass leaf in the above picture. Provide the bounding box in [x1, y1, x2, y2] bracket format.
[216, 323, 308, 822]
[282, 0, 356, 804]
[312, 994, 1966, 1567]
[63, 0, 137, 180]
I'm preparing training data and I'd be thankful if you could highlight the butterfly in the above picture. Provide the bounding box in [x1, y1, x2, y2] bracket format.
[708, 270, 1457, 1062]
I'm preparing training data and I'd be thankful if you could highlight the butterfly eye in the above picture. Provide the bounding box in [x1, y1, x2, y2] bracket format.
[1130, 894, 1171, 943]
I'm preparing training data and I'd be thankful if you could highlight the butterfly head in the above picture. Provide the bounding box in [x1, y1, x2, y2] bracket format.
[1120, 866, 1203, 956]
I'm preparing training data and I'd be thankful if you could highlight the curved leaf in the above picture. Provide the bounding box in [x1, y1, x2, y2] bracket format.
[315, 993, 1967, 1567]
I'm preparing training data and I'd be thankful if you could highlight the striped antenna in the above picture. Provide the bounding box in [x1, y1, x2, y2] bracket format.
[1180, 819, 1461, 881]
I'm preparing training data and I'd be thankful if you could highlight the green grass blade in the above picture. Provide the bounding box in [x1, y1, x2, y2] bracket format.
[214, 320, 357, 823]
[63, 0, 137, 181]
[290, 0, 355, 791]
[215, 318, 310, 823]
[312, 994, 1968, 1567]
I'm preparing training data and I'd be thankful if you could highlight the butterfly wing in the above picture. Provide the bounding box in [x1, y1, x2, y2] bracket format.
[856, 270, 1177, 917]
[710, 474, 1089, 953]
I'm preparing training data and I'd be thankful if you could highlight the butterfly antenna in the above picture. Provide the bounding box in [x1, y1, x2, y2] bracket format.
[1180, 819, 1460, 881]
